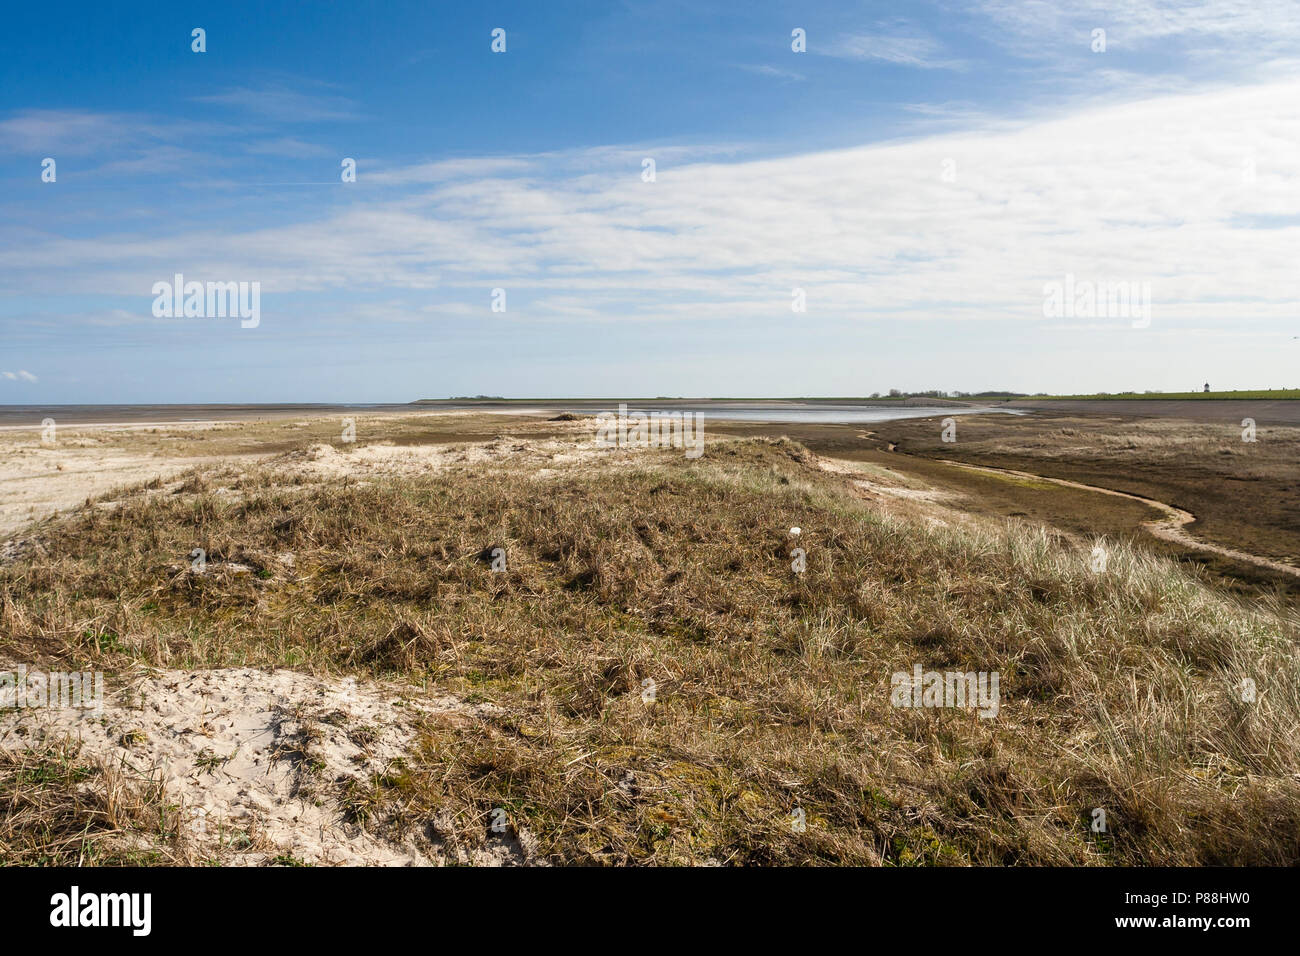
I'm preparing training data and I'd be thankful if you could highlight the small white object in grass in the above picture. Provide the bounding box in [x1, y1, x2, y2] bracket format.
[789, 527, 801, 536]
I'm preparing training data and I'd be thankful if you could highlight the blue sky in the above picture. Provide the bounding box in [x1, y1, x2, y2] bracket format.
[2, 0, 1298, 402]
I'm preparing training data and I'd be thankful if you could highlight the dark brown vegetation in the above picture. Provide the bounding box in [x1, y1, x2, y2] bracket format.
[863, 411, 1300, 601]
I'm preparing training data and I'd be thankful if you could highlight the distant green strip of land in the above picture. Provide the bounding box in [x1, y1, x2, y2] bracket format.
[415, 389, 1300, 404]
[1024, 390, 1300, 401]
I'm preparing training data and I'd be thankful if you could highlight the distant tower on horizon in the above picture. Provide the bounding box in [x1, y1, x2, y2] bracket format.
[1204, 382, 1210, 392]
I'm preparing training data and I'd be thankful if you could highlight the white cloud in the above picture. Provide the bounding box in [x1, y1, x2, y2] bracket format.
[195, 85, 358, 122]
[0, 109, 231, 183]
[244, 137, 333, 158]
[2, 370, 37, 382]
[365, 157, 537, 185]
[737, 64, 807, 81]
[0, 110, 139, 155]
[3, 80, 1298, 333]
[822, 30, 966, 70]
[978, 0, 1300, 57]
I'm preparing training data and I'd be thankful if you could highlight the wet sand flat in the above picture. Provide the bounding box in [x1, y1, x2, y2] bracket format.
[1008, 398, 1300, 424]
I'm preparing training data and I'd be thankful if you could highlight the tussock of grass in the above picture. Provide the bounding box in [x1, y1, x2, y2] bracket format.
[0, 743, 190, 865]
[3, 437, 1299, 864]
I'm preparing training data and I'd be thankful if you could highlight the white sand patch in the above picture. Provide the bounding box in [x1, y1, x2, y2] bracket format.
[276, 436, 627, 482]
[0, 665, 538, 866]
[816, 455, 961, 504]
[0, 444, 226, 538]
[0, 420, 243, 434]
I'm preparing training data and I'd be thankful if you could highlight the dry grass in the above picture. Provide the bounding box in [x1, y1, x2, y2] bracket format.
[3, 434, 1299, 865]
[0, 742, 192, 865]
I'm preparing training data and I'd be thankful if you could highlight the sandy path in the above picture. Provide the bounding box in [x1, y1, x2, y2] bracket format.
[935, 458, 1300, 580]
[0, 445, 230, 539]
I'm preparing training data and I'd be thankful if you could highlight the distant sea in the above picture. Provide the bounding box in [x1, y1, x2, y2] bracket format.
[0, 404, 414, 427]
[0, 401, 1023, 428]
[544, 401, 1023, 424]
